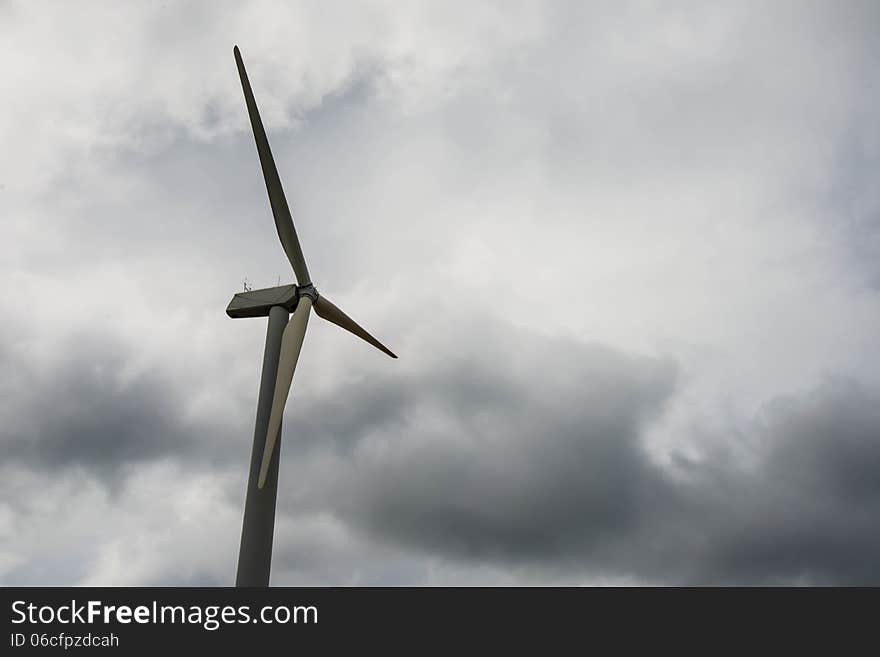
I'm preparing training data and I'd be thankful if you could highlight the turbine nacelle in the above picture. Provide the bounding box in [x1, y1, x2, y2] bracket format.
[226, 283, 318, 318]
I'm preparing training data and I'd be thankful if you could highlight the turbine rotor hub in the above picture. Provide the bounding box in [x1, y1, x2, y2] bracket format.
[296, 283, 318, 303]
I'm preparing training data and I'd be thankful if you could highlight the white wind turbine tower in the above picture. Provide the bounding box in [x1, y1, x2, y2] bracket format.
[226, 46, 396, 587]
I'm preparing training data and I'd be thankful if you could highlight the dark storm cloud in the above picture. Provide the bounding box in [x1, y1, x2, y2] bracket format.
[270, 323, 679, 560]
[686, 378, 880, 585]
[0, 331, 239, 479]
[2, 308, 878, 584]
[338, 345, 676, 561]
[272, 333, 880, 584]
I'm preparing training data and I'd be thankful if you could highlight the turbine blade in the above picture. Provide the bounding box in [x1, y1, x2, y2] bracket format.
[233, 45, 311, 285]
[258, 297, 312, 489]
[313, 295, 397, 359]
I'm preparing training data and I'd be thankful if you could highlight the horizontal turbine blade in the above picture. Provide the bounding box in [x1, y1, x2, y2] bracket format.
[313, 294, 397, 359]
[233, 45, 311, 285]
[258, 297, 312, 489]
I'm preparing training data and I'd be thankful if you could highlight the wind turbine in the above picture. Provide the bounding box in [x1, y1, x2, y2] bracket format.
[226, 46, 396, 587]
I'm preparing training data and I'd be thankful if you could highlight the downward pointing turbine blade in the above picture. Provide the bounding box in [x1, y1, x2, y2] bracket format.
[233, 45, 311, 285]
[314, 295, 397, 359]
[258, 297, 312, 489]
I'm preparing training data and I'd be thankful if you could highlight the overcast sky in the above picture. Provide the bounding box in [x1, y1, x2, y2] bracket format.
[1, 0, 878, 585]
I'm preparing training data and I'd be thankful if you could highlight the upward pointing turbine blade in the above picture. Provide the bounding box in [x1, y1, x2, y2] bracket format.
[314, 295, 397, 359]
[234, 45, 311, 285]
[258, 297, 312, 489]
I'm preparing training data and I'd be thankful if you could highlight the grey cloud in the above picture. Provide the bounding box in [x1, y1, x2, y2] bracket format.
[337, 344, 676, 561]
[3, 311, 879, 585]
[0, 332, 241, 480]
[273, 343, 880, 584]
[687, 379, 880, 585]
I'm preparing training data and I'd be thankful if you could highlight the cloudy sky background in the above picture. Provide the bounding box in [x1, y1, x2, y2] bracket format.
[1, 0, 878, 585]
